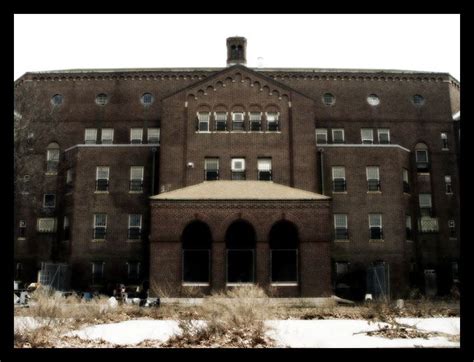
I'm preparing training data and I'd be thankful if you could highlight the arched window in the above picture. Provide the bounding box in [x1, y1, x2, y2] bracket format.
[415, 143, 430, 171]
[269, 221, 299, 284]
[226, 220, 256, 284]
[182, 221, 212, 284]
[237, 45, 243, 58]
[46, 142, 60, 173]
[231, 45, 238, 59]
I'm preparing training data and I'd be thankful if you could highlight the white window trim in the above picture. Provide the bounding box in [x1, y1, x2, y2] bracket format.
[101, 128, 114, 143]
[85, 128, 98, 143]
[147, 128, 160, 143]
[366, 166, 380, 180]
[332, 167, 346, 180]
[130, 128, 143, 143]
[197, 112, 211, 132]
[94, 214, 107, 228]
[334, 214, 348, 228]
[316, 129, 328, 143]
[369, 214, 382, 228]
[37, 218, 57, 232]
[96, 166, 110, 180]
[249, 112, 262, 121]
[128, 214, 142, 229]
[231, 158, 246, 171]
[332, 129, 345, 142]
[361, 129, 374, 144]
[377, 129, 390, 143]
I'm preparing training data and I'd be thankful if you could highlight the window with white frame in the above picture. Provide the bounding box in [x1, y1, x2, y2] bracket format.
[130, 128, 143, 144]
[46, 144, 60, 173]
[406, 215, 412, 240]
[378, 129, 390, 144]
[332, 167, 346, 192]
[445, 176, 453, 194]
[204, 158, 219, 181]
[332, 129, 345, 144]
[441, 133, 448, 150]
[257, 158, 272, 181]
[366, 166, 381, 191]
[232, 112, 245, 131]
[419, 194, 432, 216]
[214, 112, 228, 131]
[369, 214, 383, 240]
[93, 214, 107, 240]
[403, 168, 410, 193]
[231, 158, 246, 180]
[91, 261, 105, 284]
[197, 112, 210, 132]
[334, 214, 348, 240]
[37, 218, 57, 233]
[249, 112, 262, 131]
[141, 93, 154, 106]
[43, 194, 56, 208]
[322, 93, 336, 106]
[84, 128, 98, 144]
[315, 128, 328, 144]
[266, 112, 279, 131]
[361, 129, 374, 144]
[128, 214, 142, 240]
[101, 128, 114, 144]
[147, 128, 160, 143]
[130, 166, 144, 192]
[415, 146, 430, 172]
[63, 216, 70, 241]
[96, 166, 110, 191]
[66, 169, 73, 187]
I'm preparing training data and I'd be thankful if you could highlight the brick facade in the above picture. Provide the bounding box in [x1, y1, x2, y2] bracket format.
[13, 37, 460, 299]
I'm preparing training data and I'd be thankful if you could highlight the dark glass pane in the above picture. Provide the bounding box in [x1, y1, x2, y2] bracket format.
[96, 179, 109, 191]
[130, 180, 143, 191]
[94, 227, 106, 240]
[183, 250, 210, 283]
[128, 227, 141, 240]
[268, 122, 279, 131]
[335, 227, 349, 240]
[403, 181, 410, 193]
[271, 250, 297, 282]
[216, 121, 227, 131]
[367, 179, 381, 191]
[258, 171, 272, 181]
[232, 171, 246, 180]
[227, 250, 254, 283]
[370, 227, 383, 240]
[333, 179, 346, 192]
[233, 122, 245, 131]
[250, 122, 261, 131]
[205, 171, 219, 181]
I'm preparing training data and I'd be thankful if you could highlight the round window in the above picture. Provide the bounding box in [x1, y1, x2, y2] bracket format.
[95, 93, 108, 106]
[141, 93, 154, 105]
[51, 94, 63, 106]
[413, 94, 425, 106]
[322, 93, 335, 106]
[367, 94, 380, 106]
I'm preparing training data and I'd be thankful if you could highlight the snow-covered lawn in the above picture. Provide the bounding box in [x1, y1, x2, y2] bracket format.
[57, 317, 459, 348]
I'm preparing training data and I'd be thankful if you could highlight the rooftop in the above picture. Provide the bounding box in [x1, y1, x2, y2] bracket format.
[150, 181, 330, 201]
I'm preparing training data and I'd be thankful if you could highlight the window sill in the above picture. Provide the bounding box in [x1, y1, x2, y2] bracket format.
[91, 239, 106, 242]
[129, 191, 143, 194]
[195, 131, 211, 134]
[126, 239, 142, 243]
[334, 239, 350, 243]
[446, 193, 454, 196]
[226, 283, 255, 286]
[449, 237, 458, 241]
[17, 237, 26, 241]
[369, 239, 384, 243]
[94, 191, 109, 194]
[442, 148, 449, 151]
[403, 192, 411, 196]
[182, 283, 210, 287]
[406, 239, 414, 243]
[367, 191, 382, 194]
[332, 191, 347, 194]
[45, 172, 58, 176]
[270, 283, 298, 287]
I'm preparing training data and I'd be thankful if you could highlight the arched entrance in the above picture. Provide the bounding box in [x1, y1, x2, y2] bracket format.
[225, 220, 256, 284]
[269, 220, 299, 283]
[181, 221, 212, 284]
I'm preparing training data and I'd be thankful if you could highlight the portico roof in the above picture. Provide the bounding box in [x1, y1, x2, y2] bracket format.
[150, 181, 330, 201]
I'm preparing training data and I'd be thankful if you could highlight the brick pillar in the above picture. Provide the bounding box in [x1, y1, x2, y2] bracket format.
[212, 241, 226, 292]
[149, 241, 181, 297]
[299, 241, 332, 297]
[256, 242, 269, 288]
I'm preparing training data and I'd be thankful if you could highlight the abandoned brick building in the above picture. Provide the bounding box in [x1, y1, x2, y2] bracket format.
[13, 37, 460, 299]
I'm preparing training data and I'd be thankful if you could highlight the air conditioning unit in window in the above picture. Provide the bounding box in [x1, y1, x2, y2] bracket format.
[231, 159, 245, 171]
[448, 220, 455, 228]
[19, 220, 26, 227]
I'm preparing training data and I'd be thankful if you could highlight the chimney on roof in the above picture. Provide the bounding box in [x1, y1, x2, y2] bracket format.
[226, 36, 247, 67]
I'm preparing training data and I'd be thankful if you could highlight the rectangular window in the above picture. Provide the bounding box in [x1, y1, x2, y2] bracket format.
[19, 220, 26, 238]
[93, 214, 107, 240]
[127, 261, 141, 281]
[232, 112, 245, 131]
[445, 175, 453, 194]
[147, 128, 160, 144]
[101, 128, 114, 144]
[231, 158, 246, 180]
[415, 149, 430, 171]
[130, 166, 144, 192]
[271, 249, 298, 283]
[249, 112, 262, 131]
[334, 214, 348, 240]
[43, 194, 56, 208]
[128, 214, 142, 240]
[316, 128, 328, 144]
[369, 214, 383, 240]
[266, 112, 279, 132]
[448, 220, 456, 238]
[183, 250, 211, 283]
[403, 168, 410, 193]
[332, 167, 346, 192]
[91, 262, 104, 284]
[197, 112, 210, 132]
[46, 149, 60, 173]
[37, 218, 57, 233]
[406, 215, 412, 240]
[332, 129, 345, 144]
[204, 158, 219, 181]
[441, 132, 449, 150]
[419, 193, 432, 216]
[214, 112, 228, 131]
[130, 128, 143, 144]
[257, 158, 272, 181]
[366, 166, 381, 191]
[378, 129, 390, 144]
[84, 128, 98, 144]
[63, 216, 70, 241]
[227, 249, 255, 283]
[96, 166, 110, 191]
[336, 261, 350, 276]
[361, 129, 374, 144]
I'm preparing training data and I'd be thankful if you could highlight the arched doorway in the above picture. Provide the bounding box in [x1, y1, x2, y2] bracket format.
[181, 221, 212, 284]
[225, 220, 256, 284]
[269, 220, 299, 284]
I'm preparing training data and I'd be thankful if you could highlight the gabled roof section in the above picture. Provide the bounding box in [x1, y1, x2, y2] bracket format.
[150, 181, 330, 201]
[162, 64, 314, 102]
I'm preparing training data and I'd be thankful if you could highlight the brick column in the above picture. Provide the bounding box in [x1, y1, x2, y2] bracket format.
[211, 241, 226, 292]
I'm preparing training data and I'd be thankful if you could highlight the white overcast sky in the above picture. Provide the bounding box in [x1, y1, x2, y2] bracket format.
[14, 14, 460, 81]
